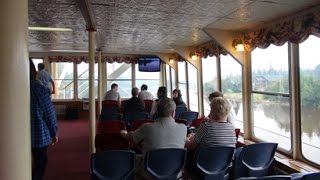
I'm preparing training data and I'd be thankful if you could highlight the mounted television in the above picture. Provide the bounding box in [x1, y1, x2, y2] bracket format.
[138, 57, 161, 72]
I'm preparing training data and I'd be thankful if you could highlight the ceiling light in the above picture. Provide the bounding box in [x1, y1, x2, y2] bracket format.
[232, 39, 245, 51]
[169, 58, 174, 64]
[28, 27, 73, 32]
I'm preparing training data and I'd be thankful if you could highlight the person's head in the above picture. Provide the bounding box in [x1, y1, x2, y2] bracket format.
[209, 97, 231, 122]
[111, 83, 118, 91]
[37, 63, 45, 70]
[208, 91, 224, 102]
[157, 97, 176, 118]
[131, 87, 139, 97]
[29, 58, 37, 80]
[172, 89, 182, 98]
[157, 86, 167, 99]
[141, 84, 148, 91]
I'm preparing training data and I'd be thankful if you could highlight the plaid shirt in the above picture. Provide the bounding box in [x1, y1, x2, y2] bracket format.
[31, 80, 58, 148]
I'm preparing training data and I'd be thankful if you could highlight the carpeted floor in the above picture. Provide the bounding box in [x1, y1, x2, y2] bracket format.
[44, 119, 90, 180]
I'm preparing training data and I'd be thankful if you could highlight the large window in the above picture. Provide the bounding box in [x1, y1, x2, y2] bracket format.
[165, 64, 172, 97]
[299, 35, 320, 164]
[171, 68, 176, 91]
[251, 43, 291, 150]
[135, 64, 160, 98]
[178, 61, 187, 107]
[202, 56, 218, 116]
[32, 58, 43, 71]
[77, 62, 98, 99]
[51, 62, 74, 99]
[221, 54, 243, 130]
[106, 63, 132, 98]
[187, 62, 199, 112]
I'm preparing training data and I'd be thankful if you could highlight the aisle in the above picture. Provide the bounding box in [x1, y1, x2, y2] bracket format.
[44, 119, 90, 180]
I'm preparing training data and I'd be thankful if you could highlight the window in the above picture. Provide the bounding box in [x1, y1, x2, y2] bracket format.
[202, 56, 218, 116]
[251, 43, 291, 150]
[135, 64, 160, 98]
[51, 62, 74, 99]
[299, 35, 320, 164]
[187, 62, 199, 112]
[165, 64, 172, 97]
[178, 61, 187, 106]
[221, 54, 243, 130]
[106, 63, 132, 99]
[171, 67, 176, 91]
[32, 58, 43, 71]
[77, 62, 98, 99]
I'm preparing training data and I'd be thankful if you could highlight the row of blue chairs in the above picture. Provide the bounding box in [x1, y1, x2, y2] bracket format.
[236, 173, 320, 180]
[91, 143, 281, 180]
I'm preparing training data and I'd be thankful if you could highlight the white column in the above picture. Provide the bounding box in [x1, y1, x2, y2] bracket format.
[88, 30, 96, 154]
[0, 0, 31, 179]
[97, 50, 102, 115]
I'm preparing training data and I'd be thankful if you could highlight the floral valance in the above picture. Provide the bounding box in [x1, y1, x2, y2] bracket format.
[195, 41, 228, 58]
[243, 6, 320, 50]
[172, 53, 187, 62]
[48, 55, 138, 64]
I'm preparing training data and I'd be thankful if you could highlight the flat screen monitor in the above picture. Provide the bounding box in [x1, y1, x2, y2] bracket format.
[138, 57, 161, 72]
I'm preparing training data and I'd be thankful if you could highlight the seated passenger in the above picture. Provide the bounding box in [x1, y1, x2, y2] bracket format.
[104, 83, 121, 106]
[124, 87, 145, 123]
[207, 91, 235, 126]
[120, 97, 187, 179]
[172, 89, 187, 109]
[186, 97, 236, 150]
[150, 86, 167, 118]
[138, 84, 153, 101]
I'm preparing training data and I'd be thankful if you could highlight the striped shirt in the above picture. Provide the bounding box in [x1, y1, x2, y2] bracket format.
[194, 121, 236, 147]
[31, 80, 58, 148]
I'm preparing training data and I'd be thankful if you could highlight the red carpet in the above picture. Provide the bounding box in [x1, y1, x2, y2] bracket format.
[44, 119, 90, 180]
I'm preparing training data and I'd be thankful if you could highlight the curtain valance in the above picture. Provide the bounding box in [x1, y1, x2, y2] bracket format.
[195, 41, 228, 58]
[243, 7, 320, 50]
[48, 55, 138, 64]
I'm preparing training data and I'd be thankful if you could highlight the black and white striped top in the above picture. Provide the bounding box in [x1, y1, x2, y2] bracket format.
[193, 121, 236, 147]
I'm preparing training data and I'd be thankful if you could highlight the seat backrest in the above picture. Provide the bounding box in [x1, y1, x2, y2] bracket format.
[102, 100, 119, 108]
[241, 143, 278, 177]
[100, 106, 122, 121]
[175, 106, 187, 118]
[235, 128, 241, 141]
[179, 111, 198, 126]
[91, 150, 135, 180]
[236, 175, 291, 180]
[130, 119, 154, 131]
[196, 146, 235, 180]
[144, 100, 153, 113]
[301, 172, 320, 180]
[95, 133, 129, 151]
[144, 148, 186, 179]
[97, 120, 125, 134]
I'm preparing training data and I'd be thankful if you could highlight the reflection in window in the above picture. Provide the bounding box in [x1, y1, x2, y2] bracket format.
[221, 54, 243, 131]
[77, 62, 98, 99]
[166, 64, 172, 97]
[51, 62, 74, 99]
[188, 62, 199, 112]
[171, 68, 176, 91]
[202, 56, 217, 116]
[251, 43, 291, 150]
[178, 61, 187, 107]
[135, 64, 159, 98]
[299, 35, 320, 164]
[106, 63, 132, 98]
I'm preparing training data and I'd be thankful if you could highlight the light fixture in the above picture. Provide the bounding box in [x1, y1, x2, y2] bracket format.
[169, 58, 174, 64]
[28, 27, 73, 32]
[232, 39, 245, 51]
[190, 52, 199, 61]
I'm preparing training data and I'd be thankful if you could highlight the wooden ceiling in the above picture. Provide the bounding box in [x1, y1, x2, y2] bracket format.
[28, 0, 320, 55]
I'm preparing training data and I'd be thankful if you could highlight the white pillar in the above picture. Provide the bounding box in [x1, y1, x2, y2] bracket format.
[88, 30, 96, 154]
[97, 50, 102, 115]
[0, 0, 31, 179]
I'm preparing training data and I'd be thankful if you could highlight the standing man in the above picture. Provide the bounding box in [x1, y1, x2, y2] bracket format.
[30, 59, 58, 180]
[37, 62, 55, 95]
[138, 84, 153, 101]
[104, 83, 121, 106]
